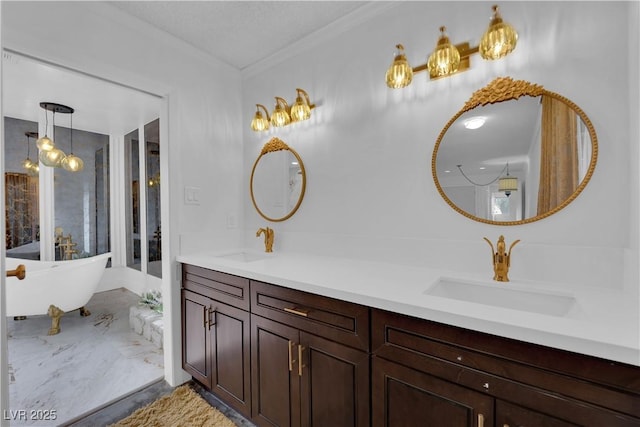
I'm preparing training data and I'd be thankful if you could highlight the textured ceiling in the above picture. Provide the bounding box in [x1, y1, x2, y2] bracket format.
[108, 1, 369, 70]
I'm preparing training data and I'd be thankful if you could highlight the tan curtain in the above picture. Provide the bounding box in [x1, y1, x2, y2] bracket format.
[537, 95, 579, 214]
[5, 172, 39, 249]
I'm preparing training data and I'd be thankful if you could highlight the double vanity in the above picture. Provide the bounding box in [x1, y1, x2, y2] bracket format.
[178, 250, 640, 427]
[177, 76, 638, 426]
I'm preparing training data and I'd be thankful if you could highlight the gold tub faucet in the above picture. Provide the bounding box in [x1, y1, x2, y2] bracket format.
[257, 227, 274, 253]
[483, 235, 520, 282]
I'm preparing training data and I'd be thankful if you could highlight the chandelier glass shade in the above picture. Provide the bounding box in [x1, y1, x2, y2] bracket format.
[39, 146, 66, 167]
[22, 131, 39, 176]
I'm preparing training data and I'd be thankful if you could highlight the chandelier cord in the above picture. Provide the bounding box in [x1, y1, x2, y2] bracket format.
[456, 163, 508, 187]
[70, 114, 73, 153]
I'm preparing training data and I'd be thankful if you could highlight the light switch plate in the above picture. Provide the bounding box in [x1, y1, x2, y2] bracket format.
[184, 186, 200, 205]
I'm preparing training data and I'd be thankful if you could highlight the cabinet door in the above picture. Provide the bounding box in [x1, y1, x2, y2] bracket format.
[372, 357, 493, 427]
[252, 315, 301, 427]
[496, 400, 579, 427]
[210, 303, 251, 419]
[299, 332, 370, 427]
[182, 289, 211, 388]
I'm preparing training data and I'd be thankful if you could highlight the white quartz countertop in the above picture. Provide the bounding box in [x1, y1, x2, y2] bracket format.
[177, 249, 640, 366]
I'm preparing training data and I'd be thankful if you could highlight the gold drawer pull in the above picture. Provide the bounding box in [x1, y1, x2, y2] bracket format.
[288, 340, 295, 372]
[298, 345, 305, 377]
[284, 307, 309, 317]
[6, 265, 26, 280]
[478, 413, 485, 427]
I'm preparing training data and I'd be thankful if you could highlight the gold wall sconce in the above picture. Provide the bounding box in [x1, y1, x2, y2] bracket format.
[251, 88, 315, 132]
[385, 4, 518, 88]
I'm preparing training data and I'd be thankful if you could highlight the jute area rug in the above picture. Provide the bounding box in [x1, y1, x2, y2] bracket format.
[110, 384, 237, 427]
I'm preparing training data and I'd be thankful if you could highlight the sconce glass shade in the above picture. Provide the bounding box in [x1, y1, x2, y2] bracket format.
[427, 27, 461, 78]
[36, 135, 55, 151]
[498, 176, 518, 196]
[386, 44, 413, 89]
[39, 147, 66, 167]
[479, 5, 518, 60]
[291, 100, 311, 122]
[61, 153, 84, 172]
[271, 97, 291, 127]
[251, 111, 270, 132]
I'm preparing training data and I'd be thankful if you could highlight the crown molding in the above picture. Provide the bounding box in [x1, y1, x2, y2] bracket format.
[241, 2, 401, 79]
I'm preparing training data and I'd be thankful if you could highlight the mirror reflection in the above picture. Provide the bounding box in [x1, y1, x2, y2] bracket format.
[433, 77, 597, 225]
[251, 137, 306, 222]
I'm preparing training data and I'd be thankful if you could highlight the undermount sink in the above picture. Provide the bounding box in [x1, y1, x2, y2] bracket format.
[425, 277, 576, 317]
[217, 251, 272, 262]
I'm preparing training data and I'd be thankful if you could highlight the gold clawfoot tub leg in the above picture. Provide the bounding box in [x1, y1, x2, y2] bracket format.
[79, 306, 91, 317]
[47, 305, 65, 335]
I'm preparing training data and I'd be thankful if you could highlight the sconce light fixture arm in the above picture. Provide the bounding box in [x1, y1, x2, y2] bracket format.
[296, 88, 315, 110]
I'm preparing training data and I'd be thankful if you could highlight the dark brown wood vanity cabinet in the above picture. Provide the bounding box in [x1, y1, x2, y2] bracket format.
[181, 265, 251, 419]
[372, 309, 640, 427]
[250, 280, 370, 427]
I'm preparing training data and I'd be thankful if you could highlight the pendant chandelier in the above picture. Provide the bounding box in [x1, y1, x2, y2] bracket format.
[37, 102, 83, 172]
[22, 131, 40, 176]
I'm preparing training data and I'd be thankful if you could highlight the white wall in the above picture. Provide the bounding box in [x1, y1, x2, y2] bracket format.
[242, 2, 638, 292]
[2, 1, 245, 386]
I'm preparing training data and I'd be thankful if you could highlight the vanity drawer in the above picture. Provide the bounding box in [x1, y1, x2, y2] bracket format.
[182, 264, 249, 311]
[372, 308, 640, 421]
[250, 280, 370, 351]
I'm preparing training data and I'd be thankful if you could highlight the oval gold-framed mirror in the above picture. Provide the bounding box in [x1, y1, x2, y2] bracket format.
[250, 137, 307, 222]
[432, 77, 598, 225]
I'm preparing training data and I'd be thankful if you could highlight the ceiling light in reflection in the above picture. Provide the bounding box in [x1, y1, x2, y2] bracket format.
[464, 116, 486, 129]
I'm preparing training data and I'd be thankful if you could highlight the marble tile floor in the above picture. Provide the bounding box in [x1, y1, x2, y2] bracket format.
[7, 288, 164, 426]
[66, 380, 256, 427]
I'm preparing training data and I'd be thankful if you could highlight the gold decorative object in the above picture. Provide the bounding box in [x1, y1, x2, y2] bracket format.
[47, 304, 65, 335]
[432, 77, 598, 226]
[251, 137, 307, 222]
[56, 232, 78, 260]
[385, 4, 517, 87]
[462, 77, 544, 111]
[483, 235, 520, 282]
[260, 137, 290, 155]
[251, 88, 315, 132]
[256, 227, 274, 252]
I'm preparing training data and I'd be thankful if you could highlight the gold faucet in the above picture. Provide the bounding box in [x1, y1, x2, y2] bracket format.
[483, 235, 520, 282]
[256, 227, 274, 253]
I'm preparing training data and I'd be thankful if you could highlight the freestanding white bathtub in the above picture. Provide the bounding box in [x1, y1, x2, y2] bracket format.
[6, 252, 111, 335]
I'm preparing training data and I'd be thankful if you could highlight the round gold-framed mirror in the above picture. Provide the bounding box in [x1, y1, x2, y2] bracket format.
[432, 77, 598, 225]
[250, 137, 307, 222]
